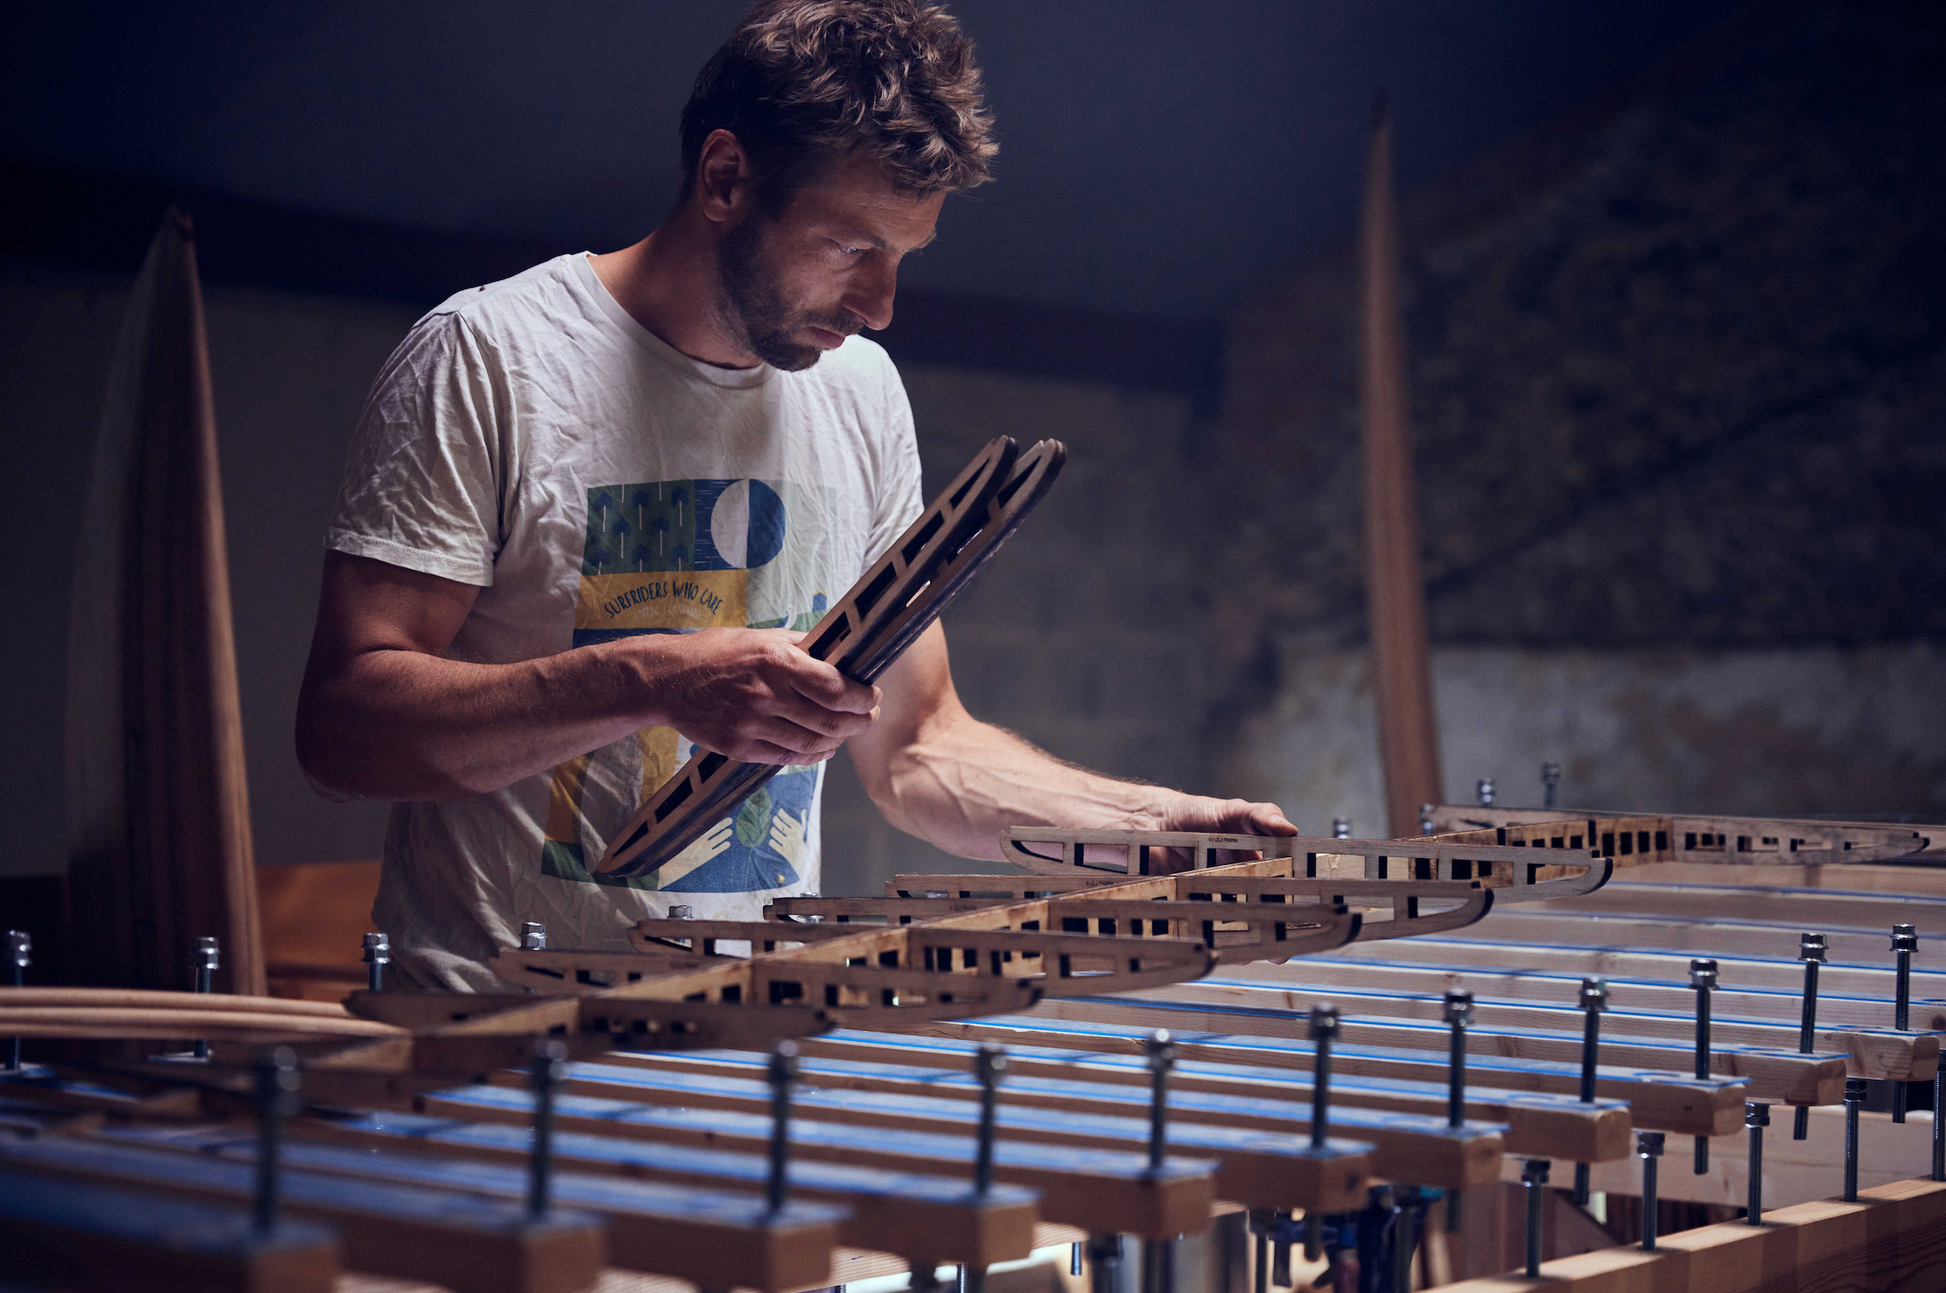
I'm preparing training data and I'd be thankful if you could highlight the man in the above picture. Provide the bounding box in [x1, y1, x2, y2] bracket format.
[298, 0, 1293, 992]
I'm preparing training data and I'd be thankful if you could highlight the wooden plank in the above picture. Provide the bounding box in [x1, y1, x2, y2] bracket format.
[1080, 980, 1930, 1083]
[922, 1016, 1753, 1136]
[420, 1082, 1240, 1239]
[1425, 805, 1941, 864]
[0, 987, 358, 1018]
[285, 1109, 1036, 1269]
[0, 1004, 404, 1042]
[88, 1122, 849, 1293]
[0, 1169, 340, 1293]
[581, 1050, 1507, 1188]
[1521, 882, 1946, 933]
[774, 1030, 1631, 1162]
[1449, 908, 1945, 966]
[65, 208, 263, 998]
[0, 1135, 606, 1293]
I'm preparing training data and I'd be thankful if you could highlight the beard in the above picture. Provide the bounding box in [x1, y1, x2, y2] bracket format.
[715, 215, 858, 372]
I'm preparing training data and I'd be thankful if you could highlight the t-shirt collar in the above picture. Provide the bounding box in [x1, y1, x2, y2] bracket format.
[574, 252, 773, 390]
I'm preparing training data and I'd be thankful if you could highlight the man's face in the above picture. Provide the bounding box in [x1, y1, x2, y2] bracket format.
[715, 152, 945, 371]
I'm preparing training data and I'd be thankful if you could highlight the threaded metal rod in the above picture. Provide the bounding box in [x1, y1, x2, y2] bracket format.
[1843, 1078, 1866, 1202]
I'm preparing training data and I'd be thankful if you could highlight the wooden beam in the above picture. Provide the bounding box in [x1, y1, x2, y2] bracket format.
[0, 1168, 339, 1293]
[87, 1122, 849, 1293]
[420, 1082, 1239, 1240]
[0, 1135, 605, 1293]
[1453, 909, 1943, 966]
[575, 1051, 1507, 1189]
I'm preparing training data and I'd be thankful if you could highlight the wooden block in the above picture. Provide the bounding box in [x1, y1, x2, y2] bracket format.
[421, 1083, 1226, 1240]
[1656, 1219, 1798, 1293]
[0, 1169, 341, 1293]
[0, 1136, 605, 1293]
[1431, 1245, 1668, 1292]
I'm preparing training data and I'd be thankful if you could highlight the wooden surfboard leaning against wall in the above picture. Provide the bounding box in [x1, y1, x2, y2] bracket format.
[64, 207, 263, 996]
[1359, 96, 1444, 838]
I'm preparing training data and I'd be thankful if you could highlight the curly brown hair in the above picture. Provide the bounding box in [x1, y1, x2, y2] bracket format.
[679, 0, 997, 212]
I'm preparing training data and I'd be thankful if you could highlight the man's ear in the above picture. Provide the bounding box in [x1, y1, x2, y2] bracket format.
[696, 128, 754, 226]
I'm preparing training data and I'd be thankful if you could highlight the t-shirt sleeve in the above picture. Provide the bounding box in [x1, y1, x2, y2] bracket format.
[862, 355, 925, 575]
[325, 313, 506, 586]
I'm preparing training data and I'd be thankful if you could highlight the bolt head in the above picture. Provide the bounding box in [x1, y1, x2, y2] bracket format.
[668, 905, 695, 920]
[1476, 778, 1495, 808]
[1443, 988, 1474, 1024]
[974, 1044, 1007, 1085]
[1542, 762, 1562, 784]
[1745, 1102, 1771, 1128]
[1521, 1159, 1551, 1185]
[362, 932, 390, 964]
[520, 921, 547, 951]
[1308, 1004, 1341, 1041]
[1689, 958, 1718, 990]
[1798, 932, 1828, 963]
[1331, 817, 1351, 839]
[5, 930, 28, 968]
[1579, 977, 1609, 1012]
[1844, 1077, 1868, 1102]
[770, 1039, 801, 1084]
[194, 936, 220, 971]
[1893, 924, 1919, 953]
[256, 1045, 302, 1115]
[1637, 1131, 1665, 1157]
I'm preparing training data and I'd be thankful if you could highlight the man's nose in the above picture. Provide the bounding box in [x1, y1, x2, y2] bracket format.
[844, 259, 898, 332]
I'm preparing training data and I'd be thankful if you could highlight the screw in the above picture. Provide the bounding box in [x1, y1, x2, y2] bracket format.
[768, 1041, 799, 1216]
[528, 1039, 567, 1217]
[1933, 1064, 1943, 1183]
[1145, 1031, 1175, 1173]
[1638, 1133, 1664, 1251]
[1393, 1186, 1420, 1293]
[1573, 978, 1607, 1205]
[1521, 1160, 1550, 1277]
[973, 1045, 1006, 1194]
[5, 930, 28, 1072]
[1745, 1103, 1769, 1224]
[1691, 958, 1717, 1174]
[1309, 1005, 1340, 1150]
[1476, 778, 1494, 809]
[1892, 925, 1917, 1122]
[1542, 763, 1562, 810]
[1794, 933, 1826, 1140]
[520, 921, 547, 951]
[1419, 803, 1435, 836]
[1331, 817, 1351, 840]
[668, 904, 694, 919]
[1087, 1234, 1120, 1293]
[1843, 1077, 1866, 1201]
[362, 933, 390, 993]
[253, 1046, 300, 1235]
[192, 937, 220, 1060]
[1444, 984, 1471, 1232]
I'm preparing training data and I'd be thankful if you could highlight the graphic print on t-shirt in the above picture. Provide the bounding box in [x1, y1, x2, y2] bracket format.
[540, 478, 829, 893]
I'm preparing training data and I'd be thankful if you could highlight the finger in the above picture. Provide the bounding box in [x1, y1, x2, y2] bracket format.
[749, 715, 850, 758]
[779, 652, 880, 715]
[765, 686, 879, 740]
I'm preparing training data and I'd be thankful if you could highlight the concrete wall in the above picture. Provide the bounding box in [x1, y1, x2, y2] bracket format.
[0, 267, 1211, 892]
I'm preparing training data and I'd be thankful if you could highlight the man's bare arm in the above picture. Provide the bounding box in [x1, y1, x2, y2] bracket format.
[848, 621, 1294, 860]
[296, 551, 878, 801]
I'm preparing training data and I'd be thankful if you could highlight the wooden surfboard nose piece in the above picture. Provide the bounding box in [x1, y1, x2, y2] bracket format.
[597, 436, 1066, 880]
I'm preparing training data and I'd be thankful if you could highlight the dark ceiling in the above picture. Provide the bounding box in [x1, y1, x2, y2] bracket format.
[8, 0, 1743, 320]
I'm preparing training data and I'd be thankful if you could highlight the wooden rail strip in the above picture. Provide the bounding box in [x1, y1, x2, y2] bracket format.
[0, 1136, 606, 1293]
[85, 1123, 854, 1293]
[743, 1031, 1632, 1162]
[922, 1016, 1754, 1135]
[1103, 979, 1936, 1083]
[552, 1053, 1505, 1189]
[0, 1005, 404, 1042]
[420, 1083, 1249, 1239]
[1220, 959, 1940, 1032]
[1519, 886, 1946, 941]
[0, 988, 357, 1018]
[0, 1169, 342, 1293]
[1425, 805, 1939, 864]
[1306, 936, 1946, 1000]
[995, 829, 1611, 903]
[1, 1065, 204, 1118]
[285, 1110, 1039, 1269]
[891, 875, 1133, 898]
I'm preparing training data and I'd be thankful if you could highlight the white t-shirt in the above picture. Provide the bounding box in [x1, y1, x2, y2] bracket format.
[326, 252, 923, 991]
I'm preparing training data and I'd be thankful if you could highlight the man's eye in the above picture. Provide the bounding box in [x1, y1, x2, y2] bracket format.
[834, 243, 865, 256]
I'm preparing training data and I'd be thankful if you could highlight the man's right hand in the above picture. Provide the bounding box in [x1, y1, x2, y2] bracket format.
[629, 627, 879, 766]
